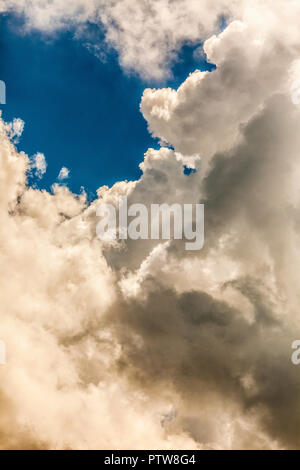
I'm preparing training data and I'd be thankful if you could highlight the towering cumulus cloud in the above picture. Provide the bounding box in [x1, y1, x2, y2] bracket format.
[1, 0, 300, 449]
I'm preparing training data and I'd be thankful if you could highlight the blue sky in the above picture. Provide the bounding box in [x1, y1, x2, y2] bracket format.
[0, 13, 215, 198]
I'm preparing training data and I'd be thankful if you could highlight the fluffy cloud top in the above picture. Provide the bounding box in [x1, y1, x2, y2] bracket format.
[1, 0, 300, 450]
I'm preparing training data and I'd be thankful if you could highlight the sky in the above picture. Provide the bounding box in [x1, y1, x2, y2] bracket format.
[0, 12, 215, 196]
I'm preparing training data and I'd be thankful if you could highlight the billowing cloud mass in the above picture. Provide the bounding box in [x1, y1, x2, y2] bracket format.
[1, 0, 300, 450]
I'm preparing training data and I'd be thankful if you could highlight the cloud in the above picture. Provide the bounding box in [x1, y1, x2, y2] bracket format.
[31, 152, 47, 179]
[140, 13, 300, 159]
[0, 0, 240, 80]
[1, 0, 300, 450]
[58, 167, 70, 181]
[1, 0, 299, 83]
[4, 117, 24, 144]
